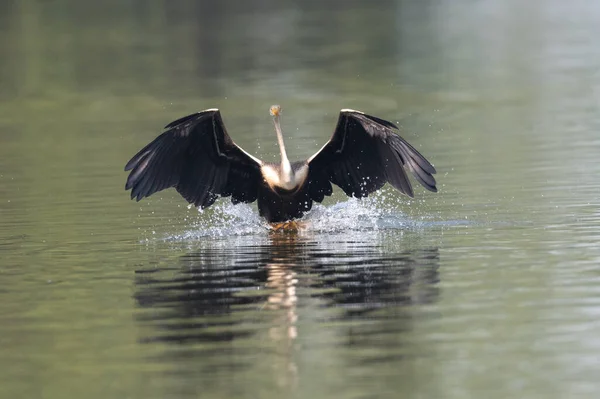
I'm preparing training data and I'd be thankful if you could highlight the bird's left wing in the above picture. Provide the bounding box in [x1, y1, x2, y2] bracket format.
[306, 109, 437, 202]
[125, 109, 263, 208]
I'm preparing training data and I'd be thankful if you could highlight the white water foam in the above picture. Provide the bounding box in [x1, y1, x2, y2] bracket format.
[167, 202, 265, 241]
[165, 190, 438, 241]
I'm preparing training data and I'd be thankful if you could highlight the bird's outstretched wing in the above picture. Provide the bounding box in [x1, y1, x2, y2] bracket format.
[306, 109, 437, 202]
[125, 109, 263, 208]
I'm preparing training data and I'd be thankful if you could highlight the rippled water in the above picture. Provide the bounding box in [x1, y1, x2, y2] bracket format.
[2, 0, 600, 398]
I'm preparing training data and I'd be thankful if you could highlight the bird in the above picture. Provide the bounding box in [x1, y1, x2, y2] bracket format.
[124, 105, 437, 224]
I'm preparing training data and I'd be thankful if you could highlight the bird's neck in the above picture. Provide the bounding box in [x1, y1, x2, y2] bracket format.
[280, 158, 294, 187]
[274, 118, 295, 187]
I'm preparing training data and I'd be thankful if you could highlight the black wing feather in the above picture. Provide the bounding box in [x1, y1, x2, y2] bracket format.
[307, 110, 436, 202]
[124, 109, 262, 208]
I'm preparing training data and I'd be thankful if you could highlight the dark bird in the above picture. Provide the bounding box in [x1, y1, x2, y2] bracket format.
[124, 106, 437, 223]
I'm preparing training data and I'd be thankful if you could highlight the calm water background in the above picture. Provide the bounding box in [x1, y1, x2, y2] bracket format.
[1, 0, 600, 398]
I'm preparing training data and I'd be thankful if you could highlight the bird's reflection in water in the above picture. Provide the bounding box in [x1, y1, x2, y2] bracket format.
[134, 230, 440, 384]
[264, 234, 301, 338]
[263, 233, 302, 389]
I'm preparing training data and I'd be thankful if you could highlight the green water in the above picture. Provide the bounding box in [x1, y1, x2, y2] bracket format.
[1, 0, 600, 398]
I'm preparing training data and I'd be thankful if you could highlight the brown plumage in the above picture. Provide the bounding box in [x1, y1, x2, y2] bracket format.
[125, 107, 437, 223]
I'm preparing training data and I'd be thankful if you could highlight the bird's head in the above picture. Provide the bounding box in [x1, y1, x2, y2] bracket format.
[269, 104, 282, 117]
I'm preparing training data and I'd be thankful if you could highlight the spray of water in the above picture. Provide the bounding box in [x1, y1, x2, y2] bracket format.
[164, 189, 440, 242]
[167, 201, 264, 240]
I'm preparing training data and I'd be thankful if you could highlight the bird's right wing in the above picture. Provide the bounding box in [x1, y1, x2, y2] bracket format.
[125, 109, 263, 208]
[306, 109, 436, 202]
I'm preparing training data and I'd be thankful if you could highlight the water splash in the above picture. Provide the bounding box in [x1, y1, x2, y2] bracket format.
[167, 202, 265, 240]
[165, 190, 441, 241]
[305, 197, 405, 232]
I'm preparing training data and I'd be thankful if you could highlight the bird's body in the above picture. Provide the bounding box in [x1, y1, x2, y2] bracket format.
[260, 161, 309, 193]
[257, 161, 312, 222]
[125, 106, 437, 223]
